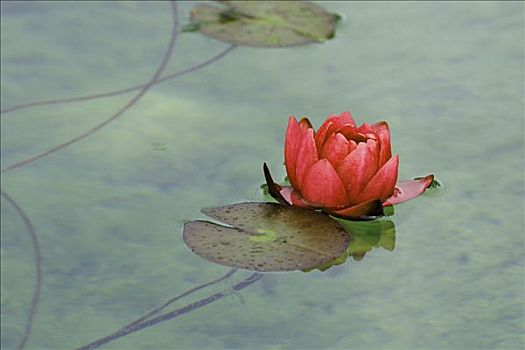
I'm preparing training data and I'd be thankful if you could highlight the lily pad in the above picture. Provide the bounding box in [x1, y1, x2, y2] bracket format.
[304, 218, 396, 271]
[338, 218, 396, 261]
[183, 202, 350, 271]
[188, 1, 338, 47]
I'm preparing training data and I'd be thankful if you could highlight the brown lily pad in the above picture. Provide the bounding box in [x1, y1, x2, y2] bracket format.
[183, 202, 350, 272]
[188, 1, 338, 47]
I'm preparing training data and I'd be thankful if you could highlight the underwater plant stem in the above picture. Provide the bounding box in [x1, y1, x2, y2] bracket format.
[1, 1, 180, 174]
[1, 190, 43, 350]
[75, 272, 263, 350]
[119, 268, 237, 330]
[0, 44, 236, 115]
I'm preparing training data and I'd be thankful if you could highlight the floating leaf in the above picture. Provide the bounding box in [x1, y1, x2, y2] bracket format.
[338, 219, 396, 260]
[189, 1, 338, 47]
[183, 202, 350, 272]
[303, 218, 396, 271]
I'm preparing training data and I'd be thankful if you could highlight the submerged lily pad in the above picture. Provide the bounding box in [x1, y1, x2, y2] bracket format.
[304, 218, 396, 271]
[183, 202, 350, 271]
[188, 1, 338, 47]
[339, 218, 396, 261]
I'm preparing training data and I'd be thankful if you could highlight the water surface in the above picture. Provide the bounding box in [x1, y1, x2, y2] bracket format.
[1, 1, 524, 349]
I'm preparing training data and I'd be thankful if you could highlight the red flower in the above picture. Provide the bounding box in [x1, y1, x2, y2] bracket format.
[264, 111, 434, 219]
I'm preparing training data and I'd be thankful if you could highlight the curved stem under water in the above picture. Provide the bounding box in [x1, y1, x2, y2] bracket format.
[75, 272, 263, 350]
[119, 268, 237, 331]
[1, 190, 43, 350]
[1, 0, 181, 174]
[0, 45, 236, 116]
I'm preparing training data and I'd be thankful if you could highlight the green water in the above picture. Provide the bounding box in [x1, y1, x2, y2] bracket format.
[1, 1, 523, 349]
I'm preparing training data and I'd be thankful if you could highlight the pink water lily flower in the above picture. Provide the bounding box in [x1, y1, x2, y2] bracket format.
[264, 111, 434, 219]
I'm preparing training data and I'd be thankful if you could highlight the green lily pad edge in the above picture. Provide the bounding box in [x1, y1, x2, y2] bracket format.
[185, 1, 340, 47]
[183, 202, 351, 272]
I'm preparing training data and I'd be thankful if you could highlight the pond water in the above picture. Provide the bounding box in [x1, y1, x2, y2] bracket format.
[1, 1, 523, 349]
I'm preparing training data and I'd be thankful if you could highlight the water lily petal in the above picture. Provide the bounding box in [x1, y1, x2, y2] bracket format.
[298, 117, 313, 131]
[263, 164, 315, 208]
[357, 122, 373, 134]
[366, 139, 380, 172]
[314, 117, 337, 151]
[383, 174, 434, 206]
[337, 111, 357, 128]
[320, 132, 349, 167]
[277, 186, 313, 208]
[295, 128, 319, 189]
[354, 154, 399, 203]
[314, 112, 356, 151]
[371, 121, 389, 133]
[348, 140, 357, 153]
[337, 142, 378, 202]
[284, 116, 304, 188]
[372, 122, 391, 167]
[302, 159, 350, 208]
[289, 188, 314, 208]
[331, 199, 384, 219]
[338, 126, 368, 143]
